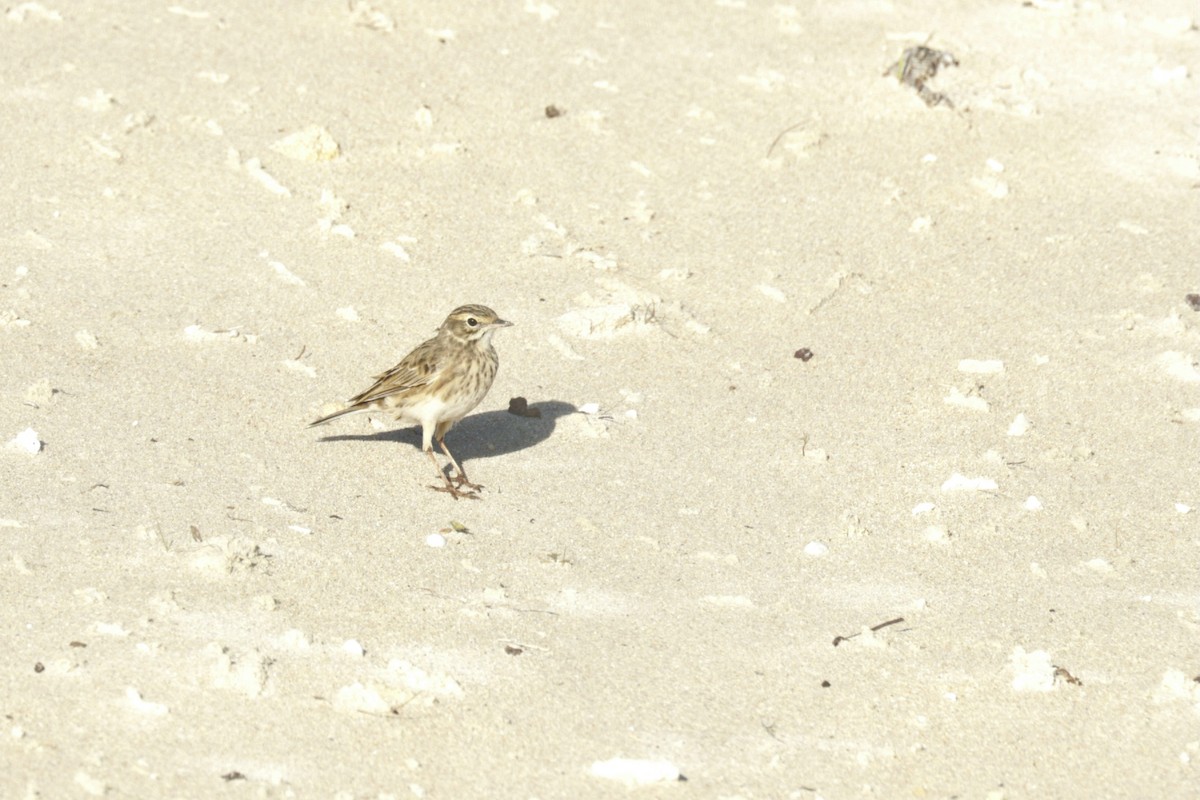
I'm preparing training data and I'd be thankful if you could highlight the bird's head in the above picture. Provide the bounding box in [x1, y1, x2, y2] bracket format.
[442, 304, 512, 345]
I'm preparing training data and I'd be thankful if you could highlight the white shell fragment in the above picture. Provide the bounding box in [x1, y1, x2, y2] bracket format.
[1010, 647, 1057, 692]
[924, 525, 949, 543]
[270, 125, 340, 162]
[332, 682, 392, 715]
[74, 772, 108, 797]
[380, 241, 412, 261]
[0, 310, 31, 329]
[973, 159, 1010, 198]
[7, 3, 63, 22]
[941, 473, 998, 492]
[243, 156, 291, 196]
[86, 136, 122, 161]
[124, 687, 169, 716]
[589, 758, 682, 787]
[425, 533, 446, 548]
[6, 428, 43, 454]
[755, 283, 787, 303]
[803, 541, 829, 557]
[1151, 65, 1189, 84]
[909, 216, 932, 233]
[944, 387, 989, 412]
[1159, 351, 1200, 382]
[75, 89, 115, 112]
[1155, 670, 1200, 707]
[414, 105, 433, 130]
[1008, 413, 1031, 436]
[269, 260, 305, 286]
[276, 629, 311, 651]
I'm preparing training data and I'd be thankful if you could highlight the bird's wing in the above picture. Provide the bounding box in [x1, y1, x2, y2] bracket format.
[346, 337, 442, 405]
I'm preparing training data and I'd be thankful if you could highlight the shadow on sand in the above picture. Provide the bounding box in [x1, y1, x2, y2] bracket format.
[312, 400, 577, 467]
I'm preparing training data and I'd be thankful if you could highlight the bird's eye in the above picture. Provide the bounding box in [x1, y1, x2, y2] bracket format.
[466, 317, 478, 327]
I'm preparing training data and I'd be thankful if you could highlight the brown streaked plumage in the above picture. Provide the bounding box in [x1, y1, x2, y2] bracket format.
[310, 304, 512, 499]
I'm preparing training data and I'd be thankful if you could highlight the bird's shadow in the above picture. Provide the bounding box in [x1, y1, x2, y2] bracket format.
[312, 399, 577, 462]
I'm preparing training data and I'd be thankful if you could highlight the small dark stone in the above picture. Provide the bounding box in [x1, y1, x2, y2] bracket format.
[544, 104, 564, 118]
[794, 348, 814, 362]
[507, 397, 542, 418]
[1185, 293, 1200, 311]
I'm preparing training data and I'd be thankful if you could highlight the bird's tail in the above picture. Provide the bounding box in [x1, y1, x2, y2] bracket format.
[308, 404, 367, 428]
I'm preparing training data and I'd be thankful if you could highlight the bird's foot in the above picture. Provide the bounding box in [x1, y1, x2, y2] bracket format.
[430, 482, 482, 500]
[452, 473, 484, 492]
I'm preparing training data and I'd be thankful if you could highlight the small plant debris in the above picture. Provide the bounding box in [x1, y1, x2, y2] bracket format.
[1053, 665, 1083, 686]
[886, 45, 958, 108]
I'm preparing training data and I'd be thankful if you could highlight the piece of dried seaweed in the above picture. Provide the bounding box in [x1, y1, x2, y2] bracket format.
[886, 45, 958, 108]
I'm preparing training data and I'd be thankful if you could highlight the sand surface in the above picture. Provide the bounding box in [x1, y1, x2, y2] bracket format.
[3, 1, 1200, 797]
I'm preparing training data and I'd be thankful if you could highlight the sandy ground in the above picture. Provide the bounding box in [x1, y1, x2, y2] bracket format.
[3, 0, 1200, 797]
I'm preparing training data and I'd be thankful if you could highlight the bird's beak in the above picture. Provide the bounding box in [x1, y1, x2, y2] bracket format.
[494, 319, 513, 328]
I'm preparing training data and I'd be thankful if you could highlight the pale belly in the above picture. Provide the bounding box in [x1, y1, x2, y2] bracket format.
[386, 385, 489, 428]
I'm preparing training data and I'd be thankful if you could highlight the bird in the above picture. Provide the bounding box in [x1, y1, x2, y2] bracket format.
[310, 304, 512, 499]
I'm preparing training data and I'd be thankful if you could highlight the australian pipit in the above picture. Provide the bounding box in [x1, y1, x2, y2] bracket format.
[310, 304, 512, 499]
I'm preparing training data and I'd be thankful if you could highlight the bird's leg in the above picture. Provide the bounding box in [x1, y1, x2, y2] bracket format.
[426, 447, 478, 500]
[438, 436, 483, 492]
